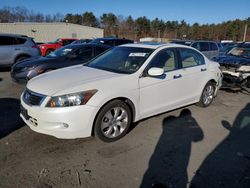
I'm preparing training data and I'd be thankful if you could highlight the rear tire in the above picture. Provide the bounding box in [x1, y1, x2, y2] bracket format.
[197, 82, 215, 107]
[94, 100, 132, 142]
[45, 49, 53, 56]
[15, 56, 29, 63]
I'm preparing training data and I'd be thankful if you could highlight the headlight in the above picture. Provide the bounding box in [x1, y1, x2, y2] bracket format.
[46, 89, 97, 107]
[40, 46, 45, 49]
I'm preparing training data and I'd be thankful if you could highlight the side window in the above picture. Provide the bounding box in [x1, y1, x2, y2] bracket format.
[14, 37, 27, 45]
[148, 49, 177, 72]
[62, 40, 74, 46]
[192, 42, 200, 51]
[74, 47, 93, 61]
[0, 36, 14, 45]
[104, 40, 115, 46]
[200, 42, 209, 51]
[95, 47, 108, 56]
[210, 42, 218, 51]
[179, 48, 205, 68]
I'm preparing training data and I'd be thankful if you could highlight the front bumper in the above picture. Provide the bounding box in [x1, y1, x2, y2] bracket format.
[20, 95, 99, 139]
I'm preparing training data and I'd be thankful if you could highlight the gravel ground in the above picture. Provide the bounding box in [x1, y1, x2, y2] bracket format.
[0, 71, 249, 188]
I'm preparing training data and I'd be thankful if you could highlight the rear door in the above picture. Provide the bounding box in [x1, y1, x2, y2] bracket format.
[209, 42, 219, 59]
[0, 36, 16, 65]
[177, 47, 208, 100]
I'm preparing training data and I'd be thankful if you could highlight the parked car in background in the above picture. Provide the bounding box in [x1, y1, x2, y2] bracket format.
[170, 39, 193, 46]
[20, 43, 222, 142]
[39, 38, 78, 56]
[90, 37, 134, 46]
[213, 45, 250, 89]
[0, 33, 40, 67]
[191, 41, 222, 59]
[71, 39, 92, 45]
[11, 43, 111, 83]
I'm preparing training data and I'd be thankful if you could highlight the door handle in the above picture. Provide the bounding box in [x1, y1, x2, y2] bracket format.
[201, 68, 207, 72]
[14, 48, 20, 51]
[173, 74, 182, 79]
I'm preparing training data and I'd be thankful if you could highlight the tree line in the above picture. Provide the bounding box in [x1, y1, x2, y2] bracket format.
[1, 6, 249, 41]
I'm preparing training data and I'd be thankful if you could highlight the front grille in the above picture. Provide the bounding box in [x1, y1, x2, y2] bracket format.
[23, 89, 46, 106]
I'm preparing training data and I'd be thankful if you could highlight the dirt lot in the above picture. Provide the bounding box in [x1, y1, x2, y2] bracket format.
[0, 71, 250, 188]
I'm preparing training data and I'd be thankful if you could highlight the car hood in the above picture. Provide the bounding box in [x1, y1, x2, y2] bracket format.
[27, 65, 125, 96]
[215, 55, 250, 66]
[14, 57, 59, 68]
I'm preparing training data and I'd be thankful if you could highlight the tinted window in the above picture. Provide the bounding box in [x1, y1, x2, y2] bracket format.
[179, 48, 205, 68]
[0, 36, 14, 45]
[62, 40, 75, 46]
[95, 46, 108, 56]
[192, 42, 201, 51]
[15, 37, 27, 44]
[200, 42, 209, 51]
[74, 47, 93, 60]
[210, 42, 218, 50]
[148, 49, 177, 72]
[104, 40, 115, 46]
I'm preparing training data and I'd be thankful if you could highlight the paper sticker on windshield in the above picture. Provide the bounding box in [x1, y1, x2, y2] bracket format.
[129, 53, 148, 57]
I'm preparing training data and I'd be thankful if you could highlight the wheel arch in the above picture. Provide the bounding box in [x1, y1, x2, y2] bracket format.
[14, 53, 31, 64]
[91, 97, 136, 136]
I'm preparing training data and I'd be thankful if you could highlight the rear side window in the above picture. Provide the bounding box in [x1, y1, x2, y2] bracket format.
[104, 40, 115, 46]
[62, 40, 75, 46]
[210, 42, 218, 50]
[0, 36, 14, 45]
[74, 47, 93, 61]
[148, 48, 177, 72]
[14, 37, 27, 44]
[179, 48, 205, 68]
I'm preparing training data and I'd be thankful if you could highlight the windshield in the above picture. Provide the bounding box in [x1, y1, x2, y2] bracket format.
[86, 47, 153, 74]
[228, 47, 250, 59]
[46, 46, 77, 58]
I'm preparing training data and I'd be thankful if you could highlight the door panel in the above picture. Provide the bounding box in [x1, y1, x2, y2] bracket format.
[139, 69, 186, 118]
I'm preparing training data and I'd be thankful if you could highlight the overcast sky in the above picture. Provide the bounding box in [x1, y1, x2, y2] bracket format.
[0, 0, 249, 24]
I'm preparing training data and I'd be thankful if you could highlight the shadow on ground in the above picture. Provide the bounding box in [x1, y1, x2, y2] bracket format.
[140, 109, 204, 188]
[190, 103, 250, 188]
[0, 98, 24, 139]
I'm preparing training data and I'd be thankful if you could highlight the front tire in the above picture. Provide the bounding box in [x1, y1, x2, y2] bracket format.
[94, 100, 132, 142]
[197, 82, 215, 107]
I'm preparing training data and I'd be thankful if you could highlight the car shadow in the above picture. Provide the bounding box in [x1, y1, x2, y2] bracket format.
[140, 109, 204, 188]
[190, 103, 250, 188]
[0, 98, 24, 139]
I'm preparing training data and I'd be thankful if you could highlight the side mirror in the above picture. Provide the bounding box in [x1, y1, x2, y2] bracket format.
[147, 67, 164, 77]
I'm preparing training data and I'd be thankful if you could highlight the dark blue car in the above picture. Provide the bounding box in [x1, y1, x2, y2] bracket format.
[11, 43, 111, 83]
[213, 45, 250, 89]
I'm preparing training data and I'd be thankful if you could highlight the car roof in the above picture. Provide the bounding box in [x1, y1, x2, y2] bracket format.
[93, 37, 133, 41]
[120, 42, 190, 49]
[0, 33, 29, 38]
[68, 43, 111, 48]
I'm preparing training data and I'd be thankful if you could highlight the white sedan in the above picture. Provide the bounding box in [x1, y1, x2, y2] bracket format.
[20, 43, 222, 142]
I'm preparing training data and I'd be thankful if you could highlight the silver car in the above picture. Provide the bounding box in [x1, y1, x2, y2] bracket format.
[191, 41, 222, 60]
[0, 33, 41, 67]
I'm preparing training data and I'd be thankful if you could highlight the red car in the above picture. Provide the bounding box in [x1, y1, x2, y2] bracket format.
[38, 38, 78, 56]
